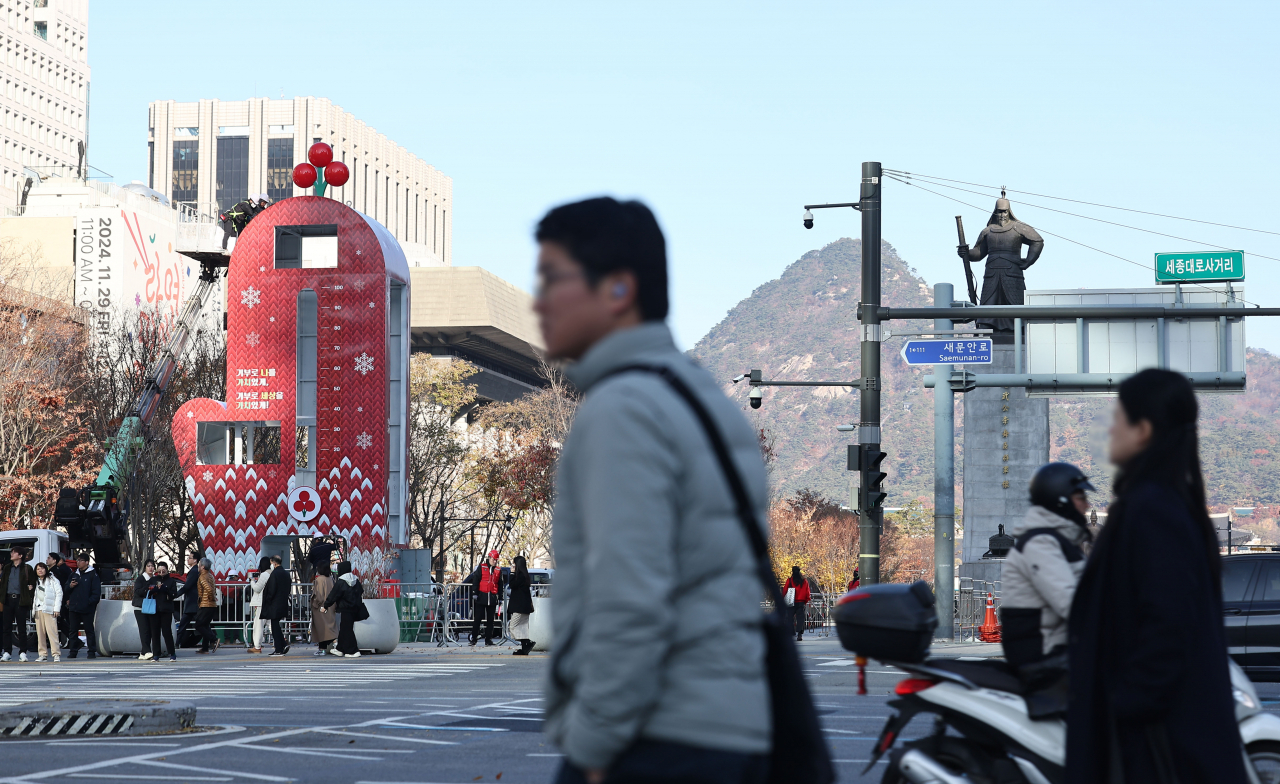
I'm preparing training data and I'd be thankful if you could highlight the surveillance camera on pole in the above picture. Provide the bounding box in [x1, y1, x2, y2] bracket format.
[749, 387, 763, 409]
[802, 209, 814, 230]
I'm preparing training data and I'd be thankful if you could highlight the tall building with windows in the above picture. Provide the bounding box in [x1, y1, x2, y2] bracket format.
[147, 97, 452, 267]
[0, 0, 89, 208]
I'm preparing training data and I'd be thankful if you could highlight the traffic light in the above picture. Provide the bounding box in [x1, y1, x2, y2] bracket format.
[856, 446, 887, 511]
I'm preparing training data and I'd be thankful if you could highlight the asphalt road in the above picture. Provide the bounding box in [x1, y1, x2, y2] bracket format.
[1, 636, 1274, 783]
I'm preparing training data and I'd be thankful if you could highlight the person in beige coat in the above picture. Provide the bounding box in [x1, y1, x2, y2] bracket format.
[310, 562, 337, 655]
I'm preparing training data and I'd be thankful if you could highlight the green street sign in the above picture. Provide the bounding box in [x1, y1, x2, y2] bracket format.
[1154, 250, 1244, 284]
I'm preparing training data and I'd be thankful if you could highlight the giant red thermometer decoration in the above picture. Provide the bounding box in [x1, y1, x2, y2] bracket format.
[171, 142, 410, 578]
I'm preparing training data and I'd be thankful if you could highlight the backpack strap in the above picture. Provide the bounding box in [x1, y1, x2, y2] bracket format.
[1014, 527, 1084, 563]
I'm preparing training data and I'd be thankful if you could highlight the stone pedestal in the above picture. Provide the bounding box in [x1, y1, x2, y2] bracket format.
[959, 344, 1049, 583]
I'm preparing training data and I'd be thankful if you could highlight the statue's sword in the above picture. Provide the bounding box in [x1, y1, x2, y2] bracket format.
[955, 215, 978, 305]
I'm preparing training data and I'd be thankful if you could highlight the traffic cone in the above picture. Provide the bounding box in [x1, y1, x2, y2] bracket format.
[978, 592, 1002, 643]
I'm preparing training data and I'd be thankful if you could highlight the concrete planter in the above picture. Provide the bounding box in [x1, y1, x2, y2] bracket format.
[354, 598, 399, 654]
[94, 600, 143, 657]
[528, 596, 552, 651]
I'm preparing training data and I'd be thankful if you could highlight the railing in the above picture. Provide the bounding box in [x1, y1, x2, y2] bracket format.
[956, 577, 1001, 642]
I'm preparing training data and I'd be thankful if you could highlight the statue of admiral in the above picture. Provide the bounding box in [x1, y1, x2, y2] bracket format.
[957, 195, 1044, 339]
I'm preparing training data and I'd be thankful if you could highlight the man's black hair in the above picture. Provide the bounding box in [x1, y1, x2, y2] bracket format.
[47, 553, 62, 563]
[535, 196, 668, 321]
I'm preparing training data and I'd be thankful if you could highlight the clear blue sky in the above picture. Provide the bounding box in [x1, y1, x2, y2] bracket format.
[89, 1, 1280, 352]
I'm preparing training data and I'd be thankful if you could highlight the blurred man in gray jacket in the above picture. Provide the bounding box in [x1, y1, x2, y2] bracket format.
[537, 197, 770, 784]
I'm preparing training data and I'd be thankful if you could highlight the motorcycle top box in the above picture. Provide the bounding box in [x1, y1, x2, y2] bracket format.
[833, 581, 937, 663]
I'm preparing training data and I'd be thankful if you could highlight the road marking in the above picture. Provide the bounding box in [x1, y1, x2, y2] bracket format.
[233, 744, 384, 761]
[65, 776, 232, 781]
[66, 776, 231, 782]
[528, 753, 564, 757]
[311, 729, 456, 746]
[378, 722, 509, 732]
[817, 660, 856, 667]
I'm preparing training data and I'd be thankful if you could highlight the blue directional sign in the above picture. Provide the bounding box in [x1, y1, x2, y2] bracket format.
[900, 339, 993, 365]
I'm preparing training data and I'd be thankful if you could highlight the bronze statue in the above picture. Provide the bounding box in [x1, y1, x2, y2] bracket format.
[956, 195, 1044, 340]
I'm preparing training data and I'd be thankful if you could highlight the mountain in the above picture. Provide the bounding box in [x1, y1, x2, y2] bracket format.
[689, 237, 1280, 518]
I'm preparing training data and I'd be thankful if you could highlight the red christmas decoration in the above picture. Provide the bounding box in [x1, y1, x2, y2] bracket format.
[308, 142, 334, 168]
[292, 162, 317, 189]
[324, 160, 350, 187]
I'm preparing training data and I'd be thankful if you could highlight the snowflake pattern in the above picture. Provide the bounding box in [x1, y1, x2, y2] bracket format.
[354, 353, 375, 376]
[245, 331, 260, 347]
[241, 286, 262, 309]
[353, 279, 366, 291]
[356, 432, 373, 450]
[368, 302, 375, 309]
[202, 471, 213, 482]
[356, 407, 363, 412]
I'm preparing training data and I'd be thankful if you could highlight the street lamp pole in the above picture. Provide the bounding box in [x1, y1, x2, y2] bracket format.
[858, 162, 884, 585]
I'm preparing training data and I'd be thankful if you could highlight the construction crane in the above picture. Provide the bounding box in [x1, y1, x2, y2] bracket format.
[54, 255, 228, 580]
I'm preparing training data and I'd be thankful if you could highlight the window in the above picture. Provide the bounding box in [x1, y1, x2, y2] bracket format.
[196, 422, 281, 465]
[275, 224, 338, 269]
[171, 140, 197, 204]
[1257, 562, 1280, 602]
[215, 135, 249, 212]
[1223, 559, 1257, 602]
[147, 141, 153, 189]
[266, 137, 293, 201]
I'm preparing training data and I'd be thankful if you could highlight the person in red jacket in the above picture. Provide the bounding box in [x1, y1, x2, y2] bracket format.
[783, 565, 811, 642]
[468, 550, 504, 646]
[847, 568, 860, 592]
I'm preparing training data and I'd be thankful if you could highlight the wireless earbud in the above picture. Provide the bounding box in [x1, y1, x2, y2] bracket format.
[613, 283, 628, 298]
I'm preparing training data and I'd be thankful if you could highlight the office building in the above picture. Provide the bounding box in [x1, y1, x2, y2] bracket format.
[0, 0, 89, 207]
[147, 97, 452, 267]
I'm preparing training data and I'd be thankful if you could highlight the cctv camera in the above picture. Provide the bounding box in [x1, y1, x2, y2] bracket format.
[749, 388, 763, 409]
[802, 209, 814, 230]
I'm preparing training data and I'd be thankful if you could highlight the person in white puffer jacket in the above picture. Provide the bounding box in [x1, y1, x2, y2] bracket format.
[247, 557, 272, 654]
[32, 562, 63, 662]
[1001, 462, 1095, 719]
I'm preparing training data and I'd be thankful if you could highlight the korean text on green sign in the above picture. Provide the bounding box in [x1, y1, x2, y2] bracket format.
[1154, 251, 1244, 284]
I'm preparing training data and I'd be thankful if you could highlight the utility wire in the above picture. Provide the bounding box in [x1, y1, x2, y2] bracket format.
[887, 171, 1280, 263]
[884, 168, 1280, 238]
[883, 173, 1263, 309]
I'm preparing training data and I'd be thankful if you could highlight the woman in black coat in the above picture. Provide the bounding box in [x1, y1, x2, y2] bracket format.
[321, 561, 364, 658]
[507, 555, 535, 655]
[132, 559, 157, 660]
[149, 562, 179, 662]
[1067, 369, 1247, 784]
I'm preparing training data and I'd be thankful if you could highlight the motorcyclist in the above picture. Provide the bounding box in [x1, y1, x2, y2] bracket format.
[1001, 462, 1094, 718]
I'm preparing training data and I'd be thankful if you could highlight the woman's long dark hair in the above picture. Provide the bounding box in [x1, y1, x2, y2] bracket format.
[1112, 368, 1219, 580]
[513, 555, 528, 579]
[257, 556, 271, 573]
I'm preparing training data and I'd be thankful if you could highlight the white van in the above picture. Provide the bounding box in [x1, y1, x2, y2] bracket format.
[0, 529, 72, 566]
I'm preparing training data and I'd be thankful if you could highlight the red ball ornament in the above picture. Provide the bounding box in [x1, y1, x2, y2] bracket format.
[308, 142, 333, 168]
[292, 162, 318, 189]
[324, 160, 350, 187]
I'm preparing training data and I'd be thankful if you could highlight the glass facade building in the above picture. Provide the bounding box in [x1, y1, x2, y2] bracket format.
[216, 136, 250, 212]
[171, 140, 198, 204]
[266, 138, 294, 202]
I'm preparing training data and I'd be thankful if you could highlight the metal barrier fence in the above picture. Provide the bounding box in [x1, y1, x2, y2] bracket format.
[956, 578, 1002, 642]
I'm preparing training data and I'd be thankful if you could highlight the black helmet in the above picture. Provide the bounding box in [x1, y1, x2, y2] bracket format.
[1029, 462, 1095, 527]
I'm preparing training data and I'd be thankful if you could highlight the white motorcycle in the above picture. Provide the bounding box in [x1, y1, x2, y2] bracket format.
[865, 655, 1280, 784]
[833, 582, 1280, 784]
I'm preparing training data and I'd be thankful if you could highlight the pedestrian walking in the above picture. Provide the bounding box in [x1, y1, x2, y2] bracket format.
[31, 562, 61, 662]
[847, 568, 859, 592]
[193, 558, 219, 654]
[467, 550, 502, 646]
[65, 553, 99, 659]
[533, 197, 830, 783]
[783, 566, 811, 642]
[173, 552, 201, 648]
[151, 562, 178, 661]
[246, 557, 271, 653]
[261, 555, 291, 656]
[0, 545, 36, 661]
[46, 553, 70, 648]
[321, 561, 364, 658]
[1067, 368, 1248, 784]
[507, 555, 535, 655]
[310, 561, 337, 656]
[132, 559, 158, 661]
